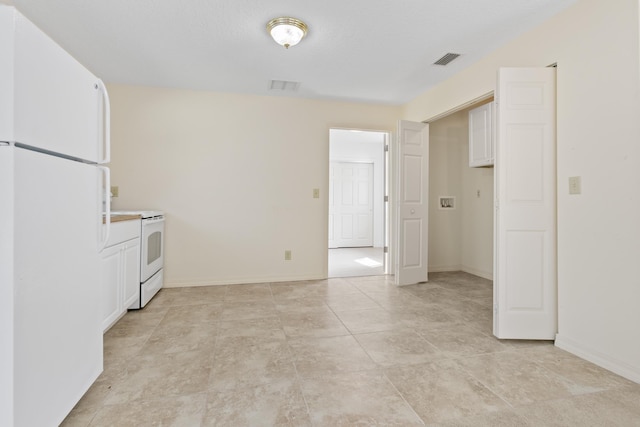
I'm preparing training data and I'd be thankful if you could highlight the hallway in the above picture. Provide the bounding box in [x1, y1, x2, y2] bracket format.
[328, 246, 384, 278]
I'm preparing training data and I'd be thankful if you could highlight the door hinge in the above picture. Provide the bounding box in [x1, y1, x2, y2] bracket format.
[384, 144, 389, 152]
[384, 195, 389, 203]
[383, 246, 388, 253]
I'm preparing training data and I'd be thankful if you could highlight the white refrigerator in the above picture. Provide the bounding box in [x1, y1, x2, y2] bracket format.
[0, 6, 111, 426]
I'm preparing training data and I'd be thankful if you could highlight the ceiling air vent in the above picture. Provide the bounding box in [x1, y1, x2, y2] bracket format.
[433, 53, 461, 66]
[269, 80, 300, 92]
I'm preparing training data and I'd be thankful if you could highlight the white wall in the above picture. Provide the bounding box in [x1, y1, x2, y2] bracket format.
[107, 0, 640, 383]
[404, 0, 640, 383]
[428, 113, 463, 272]
[329, 129, 385, 247]
[459, 106, 494, 280]
[428, 107, 494, 279]
[108, 84, 400, 286]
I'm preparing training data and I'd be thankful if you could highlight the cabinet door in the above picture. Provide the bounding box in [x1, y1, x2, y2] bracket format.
[469, 102, 494, 167]
[122, 239, 141, 309]
[100, 245, 121, 333]
[13, 11, 103, 162]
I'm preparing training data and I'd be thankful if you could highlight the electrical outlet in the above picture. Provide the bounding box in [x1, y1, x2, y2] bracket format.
[110, 186, 119, 197]
[284, 250, 292, 261]
[313, 188, 320, 199]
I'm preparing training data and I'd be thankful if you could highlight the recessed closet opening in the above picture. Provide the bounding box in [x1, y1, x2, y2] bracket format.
[428, 98, 494, 280]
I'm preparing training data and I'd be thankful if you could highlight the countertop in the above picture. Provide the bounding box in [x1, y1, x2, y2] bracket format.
[105, 213, 142, 223]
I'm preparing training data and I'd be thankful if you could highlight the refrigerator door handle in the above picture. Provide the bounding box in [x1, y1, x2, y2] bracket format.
[98, 166, 110, 251]
[96, 79, 111, 164]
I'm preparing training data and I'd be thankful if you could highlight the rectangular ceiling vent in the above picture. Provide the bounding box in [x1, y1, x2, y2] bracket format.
[269, 80, 300, 92]
[433, 53, 461, 66]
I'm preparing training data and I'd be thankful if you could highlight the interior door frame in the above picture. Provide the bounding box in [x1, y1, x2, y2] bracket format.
[327, 128, 391, 277]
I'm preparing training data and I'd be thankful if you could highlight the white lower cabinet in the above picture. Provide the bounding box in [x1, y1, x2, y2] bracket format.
[101, 220, 140, 332]
[101, 245, 121, 332]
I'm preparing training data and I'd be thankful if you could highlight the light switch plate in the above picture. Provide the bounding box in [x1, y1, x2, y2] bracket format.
[569, 176, 581, 195]
[110, 186, 119, 197]
[313, 188, 320, 199]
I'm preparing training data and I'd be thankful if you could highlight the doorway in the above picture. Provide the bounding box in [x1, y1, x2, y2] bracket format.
[427, 103, 494, 281]
[328, 129, 388, 278]
[423, 67, 556, 340]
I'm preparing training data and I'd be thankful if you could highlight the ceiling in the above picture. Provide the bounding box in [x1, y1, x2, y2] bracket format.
[10, 0, 576, 105]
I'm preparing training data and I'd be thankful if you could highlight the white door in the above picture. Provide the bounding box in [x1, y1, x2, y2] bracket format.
[329, 162, 374, 248]
[494, 67, 557, 339]
[0, 143, 13, 426]
[13, 10, 108, 163]
[395, 121, 429, 286]
[13, 147, 103, 426]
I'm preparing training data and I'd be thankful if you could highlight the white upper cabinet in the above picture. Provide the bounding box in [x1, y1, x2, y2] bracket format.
[12, 10, 108, 163]
[468, 102, 494, 167]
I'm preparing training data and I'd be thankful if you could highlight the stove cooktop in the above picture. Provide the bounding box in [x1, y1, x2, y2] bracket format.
[111, 210, 163, 219]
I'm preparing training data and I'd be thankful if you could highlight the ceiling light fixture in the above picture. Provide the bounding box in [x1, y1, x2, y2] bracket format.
[266, 17, 308, 49]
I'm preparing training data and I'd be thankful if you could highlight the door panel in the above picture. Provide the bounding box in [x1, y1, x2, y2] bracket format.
[505, 231, 544, 308]
[402, 219, 423, 267]
[507, 125, 545, 200]
[329, 162, 374, 247]
[395, 121, 429, 286]
[494, 67, 556, 339]
[13, 11, 102, 161]
[0, 144, 13, 426]
[13, 148, 102, 426]
[403, 155, 423, 202]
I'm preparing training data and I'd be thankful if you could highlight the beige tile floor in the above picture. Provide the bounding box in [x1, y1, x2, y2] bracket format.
[62, 272, 640, 426]
[328, 247, 384, 278]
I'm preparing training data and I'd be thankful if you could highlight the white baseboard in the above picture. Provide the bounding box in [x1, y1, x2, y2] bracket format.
[461, 266, 493, 280]
[164, 274, 326, 288]
[168, 268, 494, 287]
[428, 265, 493, 281]
[555, 334, 640, 384]
[428, 265, 462, 273]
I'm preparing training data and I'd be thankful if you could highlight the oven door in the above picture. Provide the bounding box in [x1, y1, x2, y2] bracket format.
[140, 216, 164, 282]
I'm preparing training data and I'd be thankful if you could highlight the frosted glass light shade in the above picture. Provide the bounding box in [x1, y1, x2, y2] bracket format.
[267, 17, 308, 49]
